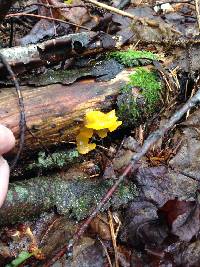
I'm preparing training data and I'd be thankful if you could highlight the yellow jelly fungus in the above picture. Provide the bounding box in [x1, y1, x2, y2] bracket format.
[96, 129, 109, 138]
[76, 127, 96, 154]
[78, 127, 94, 139]
[76, 110, 122, 154]
[76, 140, 96, 154]
[85, 110, 122, 131]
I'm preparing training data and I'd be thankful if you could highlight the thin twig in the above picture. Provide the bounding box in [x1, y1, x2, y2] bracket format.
[45, 89, 200, 267]
[5, 13, 90, 30]
[98, 238, 112, 267]
[85, 0, 142, 20]
[0, 53, 26, 169]
[108, 210, 119, 267]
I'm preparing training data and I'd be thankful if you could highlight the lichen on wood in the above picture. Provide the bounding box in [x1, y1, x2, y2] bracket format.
[0, 172, 138, 225]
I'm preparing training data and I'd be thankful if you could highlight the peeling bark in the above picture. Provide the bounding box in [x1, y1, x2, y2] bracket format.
[0, 31, 115, 75]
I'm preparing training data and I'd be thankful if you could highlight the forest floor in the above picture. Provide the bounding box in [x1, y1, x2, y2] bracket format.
[1, 0, 200, 266]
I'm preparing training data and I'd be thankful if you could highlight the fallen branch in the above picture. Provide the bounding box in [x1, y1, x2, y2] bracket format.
[0, 169, 137, 226]
[0, 31, 115, 75]
[0, 69, 131, 155]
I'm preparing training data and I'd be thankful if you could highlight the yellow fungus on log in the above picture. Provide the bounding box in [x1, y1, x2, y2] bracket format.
[85, 110, 122, 131]
[76, 110, 122, 154]
[76, 127, 96, 154]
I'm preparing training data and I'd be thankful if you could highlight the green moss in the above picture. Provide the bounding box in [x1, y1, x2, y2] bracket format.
[108, 49, 158, 67]
[117, 67, 162, 126]
[55, 178, 138, 221]
[72, 196, 91, 220]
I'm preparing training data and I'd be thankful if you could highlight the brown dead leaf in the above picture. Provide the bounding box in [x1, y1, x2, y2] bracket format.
[64, 7, 90, 25]
[161, 200, 200, 241]
[90, 215, 111, 241]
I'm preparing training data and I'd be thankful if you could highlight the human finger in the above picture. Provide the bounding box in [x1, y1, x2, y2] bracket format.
[0, 125, 15, 154]
[0, 156, 9, 207]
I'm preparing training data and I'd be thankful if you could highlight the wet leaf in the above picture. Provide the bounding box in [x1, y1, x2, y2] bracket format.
[66, 238, 105, 267]
[120, 165, 198, 248]
[161, 200, 200, 241]
[90, 215, 111, 241]
[120, 199, 168, 247]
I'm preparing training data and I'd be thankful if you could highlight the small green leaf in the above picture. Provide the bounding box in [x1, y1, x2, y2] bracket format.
[6, 251, 33, 267]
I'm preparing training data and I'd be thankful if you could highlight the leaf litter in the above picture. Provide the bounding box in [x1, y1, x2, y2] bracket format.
[1, 0, 200, 266]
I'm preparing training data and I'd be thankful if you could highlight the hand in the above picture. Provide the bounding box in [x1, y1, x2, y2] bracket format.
[0, 125, 15, 207]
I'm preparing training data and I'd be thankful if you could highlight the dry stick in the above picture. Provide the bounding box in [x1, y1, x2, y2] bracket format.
[45, 89, 200, 267]
[85, 0, 142, 20]
[195, 0, 200, 32]
[108, 210, 119, 267]
[98, 238, 113, 267]
[84, 0, 181, 34]
[5, 13, 90, 30]
[0, 53, 26, 169]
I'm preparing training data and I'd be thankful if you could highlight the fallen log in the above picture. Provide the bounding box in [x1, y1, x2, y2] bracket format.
[0, 167, 137, 226]
[0, 31, 116, 76]
[0, 69, 131, 155]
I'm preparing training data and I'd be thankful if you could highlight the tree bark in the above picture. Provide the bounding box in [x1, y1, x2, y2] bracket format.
[0, 70, 131, 155]
[0, 31, 116, 75]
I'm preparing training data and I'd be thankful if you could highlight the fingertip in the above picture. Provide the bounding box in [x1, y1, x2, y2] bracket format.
[0, 125, 15, 154]
[0, 156, 9, 207]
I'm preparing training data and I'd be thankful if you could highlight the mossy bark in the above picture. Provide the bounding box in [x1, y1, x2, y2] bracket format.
[0, 170, 137, 226]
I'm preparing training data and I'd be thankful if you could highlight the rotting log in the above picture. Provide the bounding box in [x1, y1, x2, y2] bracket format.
[0, 168, 137, 226]
[0, 70, 131, 155]
[0, 31, 116, 75]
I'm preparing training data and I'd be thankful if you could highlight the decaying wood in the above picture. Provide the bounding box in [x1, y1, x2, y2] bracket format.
[0, 167, 137, 226]
[0, 31, 115, 76]
[0, 70, 131, 155]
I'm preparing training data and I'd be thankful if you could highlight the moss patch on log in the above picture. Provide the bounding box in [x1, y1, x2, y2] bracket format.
[0, 175, 138, 225]
[117, 67, 162, 126]
[108, 49, 158, 67]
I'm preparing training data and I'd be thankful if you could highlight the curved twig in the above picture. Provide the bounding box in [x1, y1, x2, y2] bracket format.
[0, 53, 26, 169]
